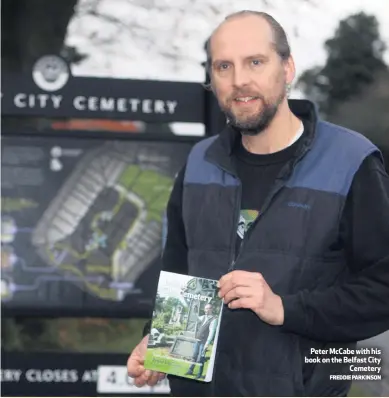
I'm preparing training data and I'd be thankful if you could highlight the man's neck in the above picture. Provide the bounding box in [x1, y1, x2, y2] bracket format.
[241, 100, 302, 155]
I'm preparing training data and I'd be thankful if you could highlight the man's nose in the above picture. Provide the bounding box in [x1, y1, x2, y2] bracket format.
[232, 66, 251, 88]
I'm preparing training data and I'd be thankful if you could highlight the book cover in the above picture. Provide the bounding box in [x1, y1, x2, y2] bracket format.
[144, 271, 223, 382]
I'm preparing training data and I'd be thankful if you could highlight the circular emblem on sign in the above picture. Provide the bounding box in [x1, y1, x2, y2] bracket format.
[32, 55, 70, 92]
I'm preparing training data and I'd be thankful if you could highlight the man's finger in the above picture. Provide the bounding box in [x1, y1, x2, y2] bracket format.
[218, 278, 251, 299]
[135, 369, 155, 386]
[133, 373, 148, 387]
[127, 360, 145, 378]
[218, 270, 248, 286]
[227, 297, 253, 310]
[218, 270, 263, 291]
[223, 286, 253, 304]
[147, 371, 161, 387]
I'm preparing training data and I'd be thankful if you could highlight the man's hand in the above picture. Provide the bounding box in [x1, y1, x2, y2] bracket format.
[218, 270, 284, 326]
[127, 335, 166, 387]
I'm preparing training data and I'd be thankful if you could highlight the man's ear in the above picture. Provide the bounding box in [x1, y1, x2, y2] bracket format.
[284, 55, 296, 87]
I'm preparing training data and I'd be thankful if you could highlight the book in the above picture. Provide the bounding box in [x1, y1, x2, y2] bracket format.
[144, 271, 223, 382]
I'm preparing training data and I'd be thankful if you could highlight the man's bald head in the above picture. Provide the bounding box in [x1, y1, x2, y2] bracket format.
[205, 11, 291, 75]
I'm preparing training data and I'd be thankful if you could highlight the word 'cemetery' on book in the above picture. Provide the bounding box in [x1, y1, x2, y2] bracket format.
[182, 291, 213, 303]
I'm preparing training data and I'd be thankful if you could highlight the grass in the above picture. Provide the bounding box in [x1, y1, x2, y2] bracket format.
[144, 346, 212, 380]
[118, 165, 172, 223]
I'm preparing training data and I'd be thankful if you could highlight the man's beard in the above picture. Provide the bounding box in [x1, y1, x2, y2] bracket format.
[220, 86, 286, 136]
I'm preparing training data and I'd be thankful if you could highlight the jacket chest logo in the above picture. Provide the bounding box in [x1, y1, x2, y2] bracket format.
[237, 209, 259, 239]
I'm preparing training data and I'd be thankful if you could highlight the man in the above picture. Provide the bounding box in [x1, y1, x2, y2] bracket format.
[185, 303, 218, 379]
[127, 10, 389, 396]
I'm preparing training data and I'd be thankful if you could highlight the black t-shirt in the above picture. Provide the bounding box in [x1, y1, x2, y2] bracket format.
[233, 129, 306, 255]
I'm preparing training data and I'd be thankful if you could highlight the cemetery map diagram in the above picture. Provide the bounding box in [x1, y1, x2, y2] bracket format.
[1, 136, 190, 311]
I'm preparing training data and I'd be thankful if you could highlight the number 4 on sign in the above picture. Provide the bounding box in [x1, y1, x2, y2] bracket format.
[107, 371, 116, 384]
[97, 366, 171, 394]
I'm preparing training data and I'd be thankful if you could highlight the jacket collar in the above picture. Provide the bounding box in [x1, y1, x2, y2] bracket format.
[204, 99, 319, 175]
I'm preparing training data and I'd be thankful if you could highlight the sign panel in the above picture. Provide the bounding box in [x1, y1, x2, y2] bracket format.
[1, 55, 205, 123]
[1, 352, 170, 396]
[1, 132, 194, 316]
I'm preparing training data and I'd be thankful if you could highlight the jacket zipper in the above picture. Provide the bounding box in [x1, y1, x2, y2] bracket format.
[228, 181, 242, 271]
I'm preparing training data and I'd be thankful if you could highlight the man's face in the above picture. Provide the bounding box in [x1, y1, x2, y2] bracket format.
[204, 304, 213, 315]
[209, 15, 293, 135]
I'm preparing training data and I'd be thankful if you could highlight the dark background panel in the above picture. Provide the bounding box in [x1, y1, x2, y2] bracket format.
[1, 131, 198, 318]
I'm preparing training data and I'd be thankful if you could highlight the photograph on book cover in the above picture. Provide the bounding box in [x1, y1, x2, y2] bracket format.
[144, 271, 223, 382]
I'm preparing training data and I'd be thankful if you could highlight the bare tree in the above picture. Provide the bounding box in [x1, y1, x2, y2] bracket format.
[328, 69, 389, 157]
[65, 0, 317, 79]
[1, 0, 79, 72]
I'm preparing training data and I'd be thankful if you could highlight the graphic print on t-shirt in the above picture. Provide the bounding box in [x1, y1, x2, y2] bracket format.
[237, 210, 259, 239]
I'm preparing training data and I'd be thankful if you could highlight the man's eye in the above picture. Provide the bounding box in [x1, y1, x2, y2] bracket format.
[252, 59, 261, 66]
[218, 63, 229, 70]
